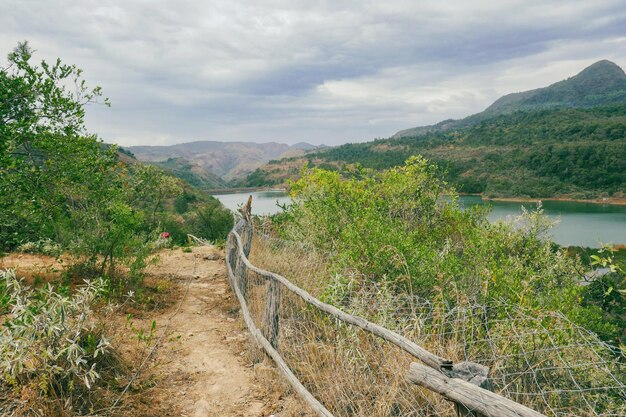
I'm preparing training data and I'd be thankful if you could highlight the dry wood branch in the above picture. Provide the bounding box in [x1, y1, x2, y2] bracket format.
[230, 230, 452, 372]
[407, 362, 547, 417]
[225, 238, 334, 417]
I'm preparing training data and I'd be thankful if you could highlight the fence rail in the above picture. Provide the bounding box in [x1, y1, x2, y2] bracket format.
[223, 198, 552, 417]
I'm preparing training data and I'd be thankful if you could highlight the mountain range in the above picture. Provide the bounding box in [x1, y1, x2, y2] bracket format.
[126, 140, 324, 188]
[240, 60, 626, 199]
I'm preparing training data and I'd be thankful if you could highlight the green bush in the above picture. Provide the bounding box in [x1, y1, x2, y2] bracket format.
[183, 199, 234, 243]
[281, 158, 608, 336]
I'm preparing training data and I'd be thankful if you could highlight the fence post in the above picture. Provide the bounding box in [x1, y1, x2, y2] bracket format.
[227, 234, 238, 289]
[236, 196, 254, 301]
[263, 279, 280, 348]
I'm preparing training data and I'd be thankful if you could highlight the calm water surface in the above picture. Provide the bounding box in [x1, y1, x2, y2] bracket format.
[214, 191, 626, 248]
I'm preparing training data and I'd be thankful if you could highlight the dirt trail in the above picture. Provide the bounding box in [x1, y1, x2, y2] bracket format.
[1, 246, 306, 416]
[143, 246, 292, 417]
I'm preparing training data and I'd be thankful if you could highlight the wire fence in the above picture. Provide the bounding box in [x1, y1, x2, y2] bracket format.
[228, 214, 626, 417]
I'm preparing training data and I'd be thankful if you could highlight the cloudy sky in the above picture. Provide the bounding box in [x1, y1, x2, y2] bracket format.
[2, 1, 626, 146]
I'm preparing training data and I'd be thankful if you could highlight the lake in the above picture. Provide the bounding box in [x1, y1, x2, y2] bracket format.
[213, 191, 626, 248]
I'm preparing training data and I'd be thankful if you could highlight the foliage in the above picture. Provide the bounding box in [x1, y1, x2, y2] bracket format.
[16, 239, 62, 257]
[579, 246, 626, 349]
[178, 197, 234, 244]
[0, 269, 112, 410]
[241, 106, 626, 198]
[0, 42, 233, 272]
[279, 159, 614, 341]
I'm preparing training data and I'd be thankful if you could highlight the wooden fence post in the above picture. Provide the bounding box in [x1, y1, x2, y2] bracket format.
[263, 279, 280, 348]
[227, 234, 238, 290]
[236, 196, 254, 301]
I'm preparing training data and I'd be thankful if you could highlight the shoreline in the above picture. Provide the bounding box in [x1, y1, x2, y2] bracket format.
[479, 195, 626, 206]
[212, 188, 626, 206]
[208, 186, 287, 195]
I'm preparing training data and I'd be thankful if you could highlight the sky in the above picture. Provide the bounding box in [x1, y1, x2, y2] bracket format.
[2, 1, 626, 147]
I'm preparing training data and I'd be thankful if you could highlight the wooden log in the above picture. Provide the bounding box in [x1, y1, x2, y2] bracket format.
[225, 241, 334, 417]
[235, 253, 248, 301]
[230, 231, 453, 372]
[406, 362, 546, 417]
[262, 279, 280, 348]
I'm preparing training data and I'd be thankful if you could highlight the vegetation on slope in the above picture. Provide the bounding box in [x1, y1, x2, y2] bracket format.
[241, 106, 626, 198]
[128, 140, 322, 186]
[149, 157, 229, 190]
[274, 158, 625, 346]
[393, 59, 626, 138]
[0, 42, 233, 414]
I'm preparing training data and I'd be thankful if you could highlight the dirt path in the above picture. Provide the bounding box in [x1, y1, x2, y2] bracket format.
[142, 246, 297, 417]
[1, 246, 306, 416]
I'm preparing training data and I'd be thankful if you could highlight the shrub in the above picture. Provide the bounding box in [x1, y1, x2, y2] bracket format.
[0, 270, 111, 407]
[183, 199, 234, 243]
[281, 157, 604, 332]
[16, 239, 62, 257]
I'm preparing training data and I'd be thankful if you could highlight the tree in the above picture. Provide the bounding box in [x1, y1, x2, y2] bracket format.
[0, 41, 112, 249]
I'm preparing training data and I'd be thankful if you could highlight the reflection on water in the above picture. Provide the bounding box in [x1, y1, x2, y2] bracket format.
[213, 191, 626, 248]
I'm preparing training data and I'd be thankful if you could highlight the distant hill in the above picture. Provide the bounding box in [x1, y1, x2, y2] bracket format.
[393, 60, 626, 138]
[240, 60, 626, 199]
[242, 106, 626, 198]
[127, 140, 321, 186]
[150, 157, 229, 190]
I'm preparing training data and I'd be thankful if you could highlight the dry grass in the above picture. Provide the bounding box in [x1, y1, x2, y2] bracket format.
[238, 234, 626, 417]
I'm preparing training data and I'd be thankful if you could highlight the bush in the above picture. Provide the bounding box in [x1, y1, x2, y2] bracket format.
[16, 239, 62, 257]
[0, 270, 112, 411]
[281, 157, 604, 331]
[183, 199, 234, 243]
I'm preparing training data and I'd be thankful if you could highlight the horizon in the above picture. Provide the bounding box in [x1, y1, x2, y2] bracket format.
[2, 1, 626, 147]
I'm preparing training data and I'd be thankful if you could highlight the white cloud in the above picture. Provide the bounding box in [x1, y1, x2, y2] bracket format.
[1, 0, 625, 145]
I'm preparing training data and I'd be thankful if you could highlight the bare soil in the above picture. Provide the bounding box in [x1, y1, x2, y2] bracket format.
[0, 253, 66, 282]
[1, 246, 309, 417]
[132, 246, 308, 417]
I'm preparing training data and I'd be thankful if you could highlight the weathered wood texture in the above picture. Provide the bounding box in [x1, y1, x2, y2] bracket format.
[225, 235, 334, 417]
[231, 230, 452, 372]
[407, 362, 546, 417]
[262, 279, 280, 348]
[234, 197, 253, 300]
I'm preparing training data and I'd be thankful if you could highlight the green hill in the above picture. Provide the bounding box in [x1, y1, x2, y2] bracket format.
[240, 60, 626, 199]
[393, 60, 626, 138]
[241, 105, 626, 198]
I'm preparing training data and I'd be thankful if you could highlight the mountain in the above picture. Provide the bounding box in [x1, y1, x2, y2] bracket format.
[150, 157, 229, 189]
[127, 140, 321, 185]
[240, 61, 626, 199]
[393, 60, 626, 138]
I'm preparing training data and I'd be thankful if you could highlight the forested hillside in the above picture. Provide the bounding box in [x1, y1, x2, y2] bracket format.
[393, 60, 626, 138]
[242, 106, 626, 199]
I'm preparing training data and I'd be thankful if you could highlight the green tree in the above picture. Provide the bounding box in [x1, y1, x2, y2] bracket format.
[0, 41, 112, 249]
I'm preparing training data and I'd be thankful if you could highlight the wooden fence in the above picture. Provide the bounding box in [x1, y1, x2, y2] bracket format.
[224, 199, 547, 417]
